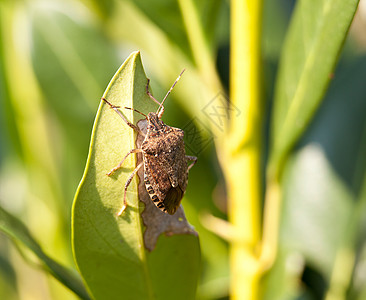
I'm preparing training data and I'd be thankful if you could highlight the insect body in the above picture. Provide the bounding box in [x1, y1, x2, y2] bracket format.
[102, 70, 197, 216]
[142, 113, 189, 214]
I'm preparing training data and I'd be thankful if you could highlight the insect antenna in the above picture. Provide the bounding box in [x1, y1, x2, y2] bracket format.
[124, 107, 147, 118]
[157, 69, 185, 118]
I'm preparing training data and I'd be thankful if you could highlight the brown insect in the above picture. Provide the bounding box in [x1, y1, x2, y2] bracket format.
[102, 70, 197, 216]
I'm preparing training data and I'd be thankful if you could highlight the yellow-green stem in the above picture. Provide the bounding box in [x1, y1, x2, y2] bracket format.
[259, 177, 281, 271]
[228, 0, 263, 299]
[178, 0, 222, 90]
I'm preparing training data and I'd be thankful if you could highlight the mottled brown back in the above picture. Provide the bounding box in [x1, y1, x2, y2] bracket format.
[141, 113, 188, 214]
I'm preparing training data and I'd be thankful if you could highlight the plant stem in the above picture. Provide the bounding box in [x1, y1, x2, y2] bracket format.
[178, 0, 222, 90]
[228, 0, 263, 299]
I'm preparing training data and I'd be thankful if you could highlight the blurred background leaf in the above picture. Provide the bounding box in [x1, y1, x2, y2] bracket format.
[269, 0, 360, 177]
[0, 206, 89, 299]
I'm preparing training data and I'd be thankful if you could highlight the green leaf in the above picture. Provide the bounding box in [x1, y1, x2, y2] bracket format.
[0, 206, 89, 299]
[72, 51, 200, 300]
[265, 56, 366, 298]
[270, 0, 360, 177]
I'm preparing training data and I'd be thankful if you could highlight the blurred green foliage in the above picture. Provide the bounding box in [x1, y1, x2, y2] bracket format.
[0, 0, 365, 299]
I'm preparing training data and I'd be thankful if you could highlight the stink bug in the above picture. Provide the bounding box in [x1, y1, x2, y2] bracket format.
[102, 70, 197, 216]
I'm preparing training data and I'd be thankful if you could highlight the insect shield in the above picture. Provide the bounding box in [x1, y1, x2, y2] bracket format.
[102, 70, 197, 216]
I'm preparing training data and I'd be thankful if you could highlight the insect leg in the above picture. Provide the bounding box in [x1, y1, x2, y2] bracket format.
[117, 161, 144, 216]
[124, 107, 147, 118]
[186, 155, 197, 171]
[101, 98, 140, 133]
[146, 78, 162, 106]
[107, 148, 143, 176]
